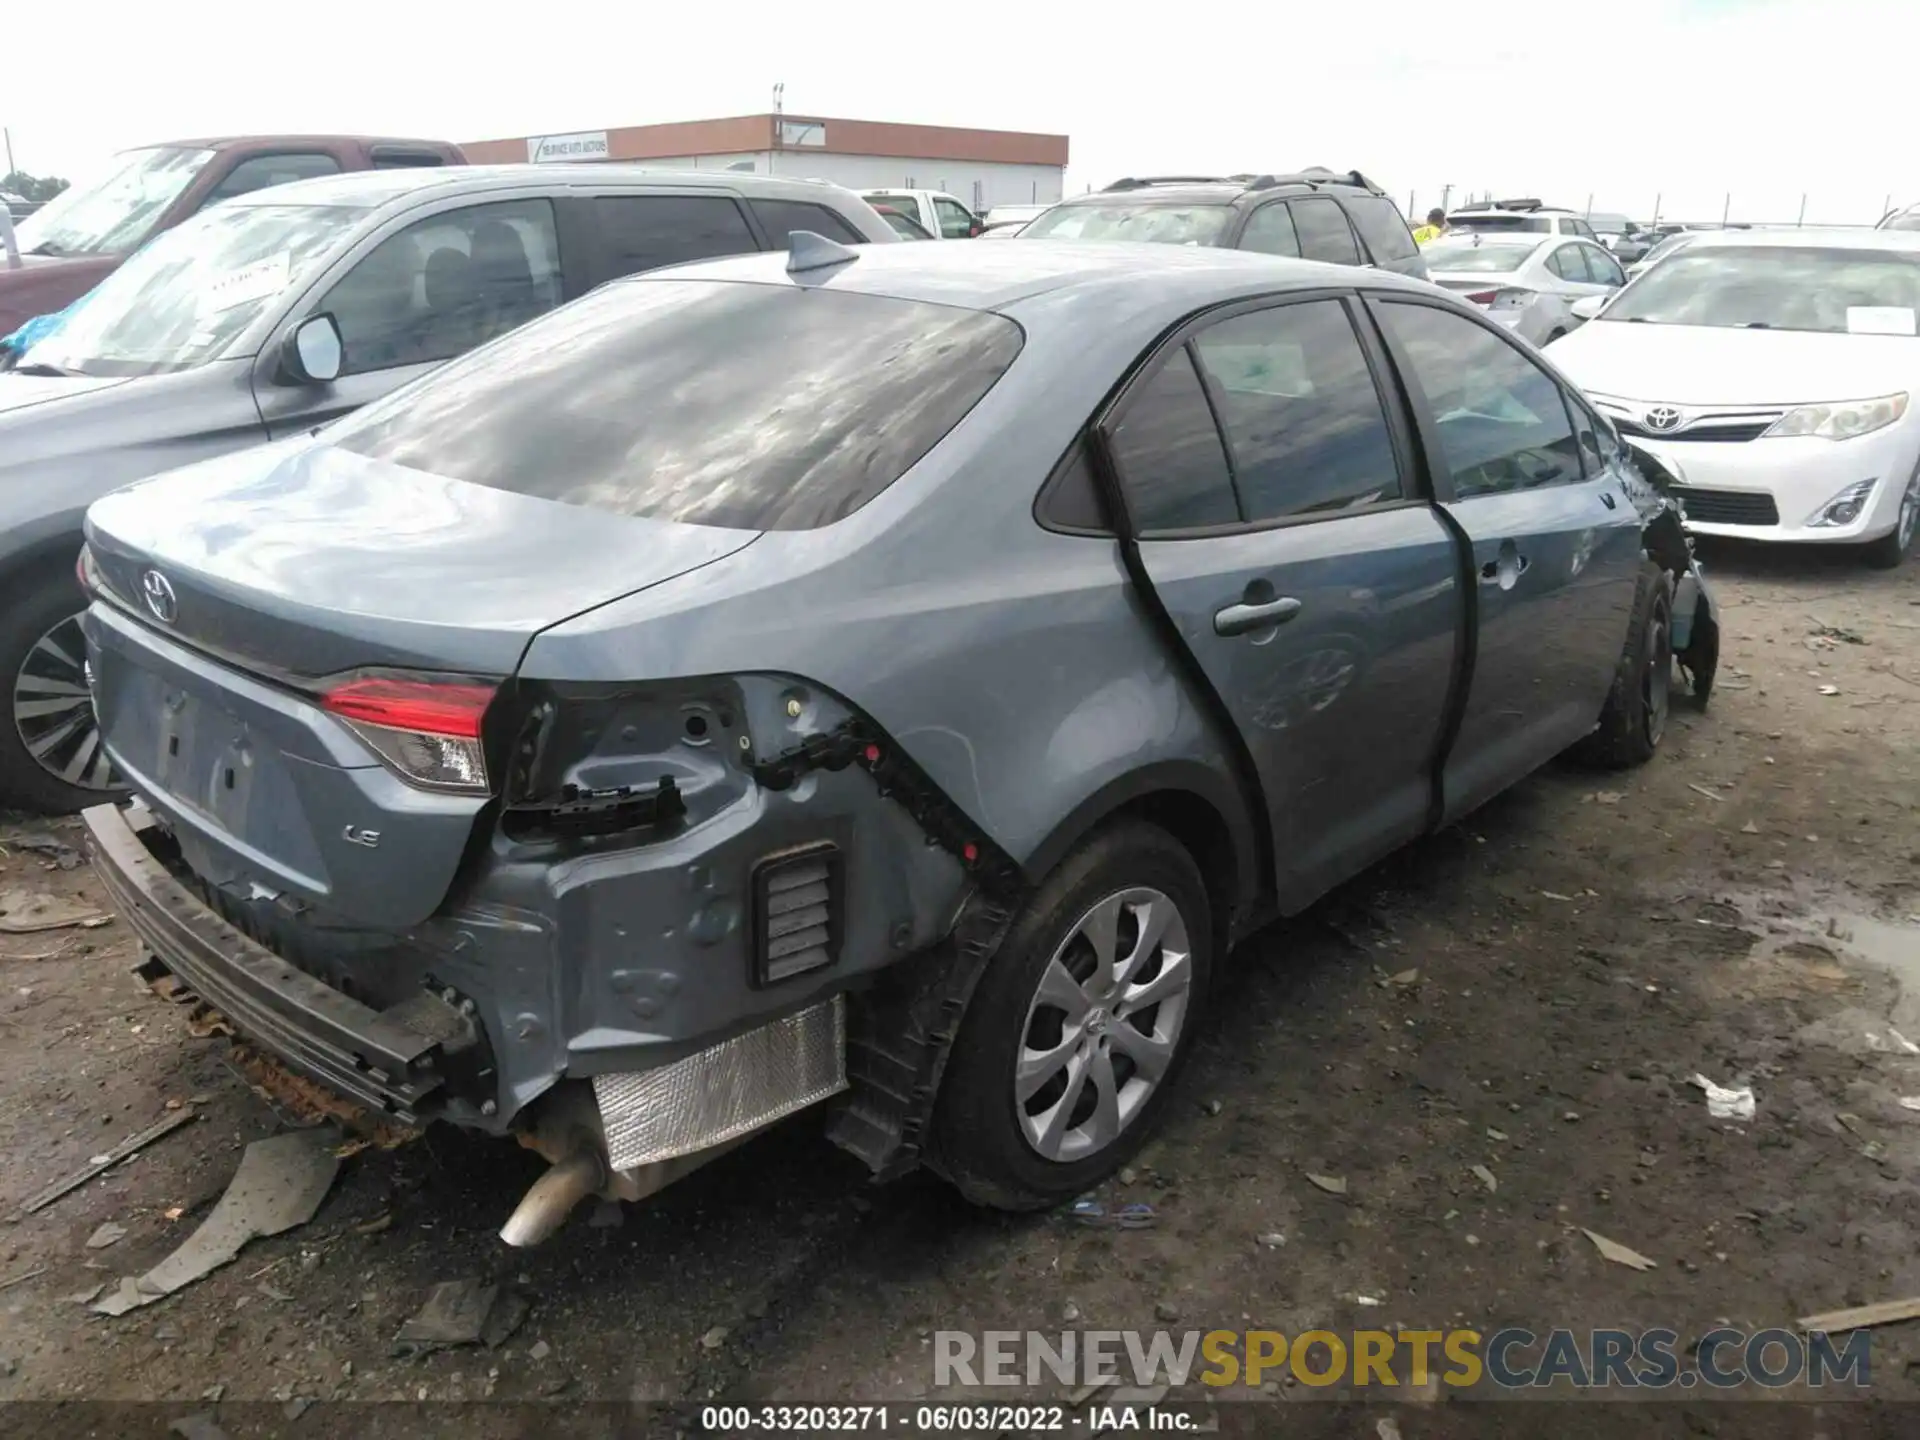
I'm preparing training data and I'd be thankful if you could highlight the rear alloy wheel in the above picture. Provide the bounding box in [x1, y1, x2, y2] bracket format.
[1863, 465, 1919, 570]
[0, 567, 123, 813]
[1015, 887, 1195, 1163]
[932, 821, 1211, 1210]
[1572, 559, 1674, 769]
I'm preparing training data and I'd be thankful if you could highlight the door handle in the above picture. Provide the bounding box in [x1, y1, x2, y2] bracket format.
[1600, 491, 1617, 510]
[1214, 596, 1302, 636]
[1479, 554, 1531, 584]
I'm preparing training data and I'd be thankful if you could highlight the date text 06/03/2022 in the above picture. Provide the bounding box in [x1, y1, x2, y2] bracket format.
[697, 1404, 1201, 1432]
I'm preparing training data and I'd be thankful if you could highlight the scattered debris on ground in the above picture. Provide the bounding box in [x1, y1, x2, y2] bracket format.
[1582, 1229, 1657, 1272]
[93, 1129, 339, 1316]
[20, 1108, 198, 1215]
[392, 1278, 528, 1354]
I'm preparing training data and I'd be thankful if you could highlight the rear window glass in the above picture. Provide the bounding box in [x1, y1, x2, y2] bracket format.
[1345, 195, 1418, 262]
[1451, 213, 1551, 234]
[327, 280, 1023, 531]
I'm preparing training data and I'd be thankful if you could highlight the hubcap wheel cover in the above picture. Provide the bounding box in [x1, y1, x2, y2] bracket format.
[12, 611, 119, 794]
[1643, 596, 1673, 748]
[1899, 469, 1920, 550]
[1015, 886, 1193, 1163]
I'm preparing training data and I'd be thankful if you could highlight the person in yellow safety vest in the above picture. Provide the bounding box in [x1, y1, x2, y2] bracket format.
[1411, 208, 1448, 246]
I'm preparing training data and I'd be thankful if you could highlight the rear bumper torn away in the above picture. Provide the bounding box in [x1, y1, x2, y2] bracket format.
[86, 801, 460, 1125]
[86, 797, 860, 1237]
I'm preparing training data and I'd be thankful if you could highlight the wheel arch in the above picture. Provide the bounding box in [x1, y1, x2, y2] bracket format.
[1021, 761, 1266, 950]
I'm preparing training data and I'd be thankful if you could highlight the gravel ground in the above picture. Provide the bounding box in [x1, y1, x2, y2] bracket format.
[0, 540, 1915, 1436]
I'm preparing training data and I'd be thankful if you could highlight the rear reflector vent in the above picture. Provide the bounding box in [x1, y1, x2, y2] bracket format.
[751, 843, 842, 986]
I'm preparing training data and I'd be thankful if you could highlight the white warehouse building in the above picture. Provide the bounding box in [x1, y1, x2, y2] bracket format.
[464, 112, 1069, 216]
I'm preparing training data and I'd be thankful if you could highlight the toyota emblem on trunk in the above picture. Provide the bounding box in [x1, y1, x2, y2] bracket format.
[141, 570, 178, 624]
[1645, 405, 1684, 432]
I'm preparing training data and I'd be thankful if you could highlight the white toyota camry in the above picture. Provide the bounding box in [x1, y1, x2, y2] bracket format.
[1547, 228, 1920, 568]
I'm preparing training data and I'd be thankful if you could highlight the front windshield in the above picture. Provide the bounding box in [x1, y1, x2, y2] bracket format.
[12, 147, 214, 258]
[1020, 202, 1231, 246]
[1603, 246, 1920, 334]
[1422, 240, 1535, 273]
[20, 202, 364, 377]
[1638, 234, 1695, 267]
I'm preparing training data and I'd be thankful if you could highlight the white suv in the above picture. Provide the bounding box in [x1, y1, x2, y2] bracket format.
[1448, 200, 1600, 242]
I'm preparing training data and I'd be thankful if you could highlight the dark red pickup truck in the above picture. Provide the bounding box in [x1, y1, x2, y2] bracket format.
[0, 134, 465, 337]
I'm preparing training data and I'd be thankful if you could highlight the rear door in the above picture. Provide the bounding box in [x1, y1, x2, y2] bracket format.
[1100, 293, 1462, 912]
[1368, 294, 1642, 821]
[252, 194, 573, 438]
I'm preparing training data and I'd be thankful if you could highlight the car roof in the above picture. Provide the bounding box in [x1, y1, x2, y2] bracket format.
[1681, 226, 1920, 253]
[622, 236, 1435, 312]
[221, 163, 868, 211]
[141, 134, 452, 154]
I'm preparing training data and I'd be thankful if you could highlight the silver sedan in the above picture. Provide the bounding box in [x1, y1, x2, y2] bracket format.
[1421, 232, 1627, 346]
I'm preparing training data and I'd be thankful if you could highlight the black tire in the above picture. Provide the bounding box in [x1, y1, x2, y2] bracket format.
[1862, 523, 1911, 570]
[1572, 560, 1674, 769]
[930, 820, 1213, 1211]
[1863, 466, 1919, 570]
[0, 559, 123, 813]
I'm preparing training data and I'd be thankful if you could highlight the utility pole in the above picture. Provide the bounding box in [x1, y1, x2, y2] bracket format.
[1584, 192, 1593, 218]
[1796, 194, 1807, 227]
[1652, 192, 1662, 227]
[2, 127, 13, 177]
[770, 83, 784, 176]
[1439, 182, 1453, 214]
[1721, 192, 1731, 227]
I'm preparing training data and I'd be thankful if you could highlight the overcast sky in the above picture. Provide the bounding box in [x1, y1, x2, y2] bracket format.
[6, 0, 1913, 224]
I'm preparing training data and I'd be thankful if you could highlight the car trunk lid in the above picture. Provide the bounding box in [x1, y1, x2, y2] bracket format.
[83, 439, 758, 928]
[84, 438, 757, 678]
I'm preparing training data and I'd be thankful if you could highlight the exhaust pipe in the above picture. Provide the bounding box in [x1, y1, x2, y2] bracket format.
[499, 1148, 606, 1248]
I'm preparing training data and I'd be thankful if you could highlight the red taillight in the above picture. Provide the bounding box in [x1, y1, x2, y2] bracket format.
[1464, 290, 1498, 305]
[320, 674, 499, 794]
[321, 677, 496, 738]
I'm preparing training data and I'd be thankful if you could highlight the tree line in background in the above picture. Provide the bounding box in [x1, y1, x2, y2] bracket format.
[1, 172, 70, 201]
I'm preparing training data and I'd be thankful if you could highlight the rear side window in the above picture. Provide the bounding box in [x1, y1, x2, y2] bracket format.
[1377, 301, 1581, 497]
[593, 195, 756, 276]
[1239, 204, 1300, 257]
[1192, 300, 1403, 520]
[203, 153, 341, 205]
[1345, 195, 1418, 262]
[750, 198, 864, 246]
[1289, 198, 1360, 265]
[328, 282, 1022, 531]
[1548, 245, 1587, 281]
[1106, 348, 1240, 532]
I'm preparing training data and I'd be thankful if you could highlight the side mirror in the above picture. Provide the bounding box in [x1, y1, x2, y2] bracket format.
[1570, 295, 1609, 321]
[281, 313, 343, 385]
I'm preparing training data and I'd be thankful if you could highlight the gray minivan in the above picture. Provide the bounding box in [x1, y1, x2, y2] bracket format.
[0, 165, 895, 811]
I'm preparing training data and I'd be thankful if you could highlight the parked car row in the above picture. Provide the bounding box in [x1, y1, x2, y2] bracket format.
[72, 229, 1721, 1239]
[0, 135, 467, 345]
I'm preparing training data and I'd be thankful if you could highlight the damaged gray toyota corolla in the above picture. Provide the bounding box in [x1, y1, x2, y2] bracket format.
[77, 236, 1719, 1243]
